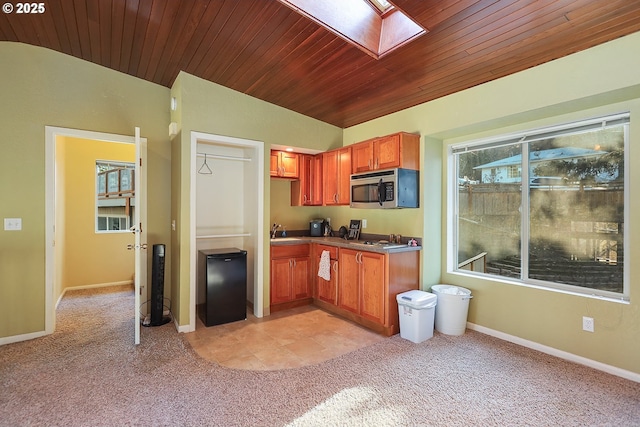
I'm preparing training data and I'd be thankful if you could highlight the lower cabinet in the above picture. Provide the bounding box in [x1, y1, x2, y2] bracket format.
[270, 244, 311, 311]
[338, 248, 385, 324]
[272, 241, 420, 335]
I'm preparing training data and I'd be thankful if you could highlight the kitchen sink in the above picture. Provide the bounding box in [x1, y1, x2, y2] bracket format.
[270, 237, 302, 242]
[347, 240, 406, 250]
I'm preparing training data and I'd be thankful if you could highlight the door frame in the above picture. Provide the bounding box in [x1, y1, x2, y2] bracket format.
[189, 131, 265, 331]
[44, 126, 147, 336]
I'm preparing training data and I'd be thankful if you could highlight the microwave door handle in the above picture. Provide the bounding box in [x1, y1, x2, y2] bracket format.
[378, 179, 384, 206]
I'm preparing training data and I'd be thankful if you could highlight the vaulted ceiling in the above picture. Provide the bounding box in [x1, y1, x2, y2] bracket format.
[1, 0, 640, 128]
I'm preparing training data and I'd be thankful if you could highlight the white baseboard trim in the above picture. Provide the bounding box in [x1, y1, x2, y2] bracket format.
[174, 316, 193, 333]
[56, 281, 134, 309]
[467, 322, 640, 383]
[0, 330, 47, 346]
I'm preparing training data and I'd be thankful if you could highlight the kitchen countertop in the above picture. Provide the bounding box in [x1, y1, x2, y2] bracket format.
[270, 236, 422, 254]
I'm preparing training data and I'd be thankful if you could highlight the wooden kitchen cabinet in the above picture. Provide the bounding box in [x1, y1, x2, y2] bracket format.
[291, 154, 323, 206]
[313, 245, 419, 336]
[270, 150, 299, 178]
[338, 248, 385, 324]
[351, 132, 420, 173]
[323, 146, 351, 205]
[270, 244, 311, 311]
[314, 244, 338, 305]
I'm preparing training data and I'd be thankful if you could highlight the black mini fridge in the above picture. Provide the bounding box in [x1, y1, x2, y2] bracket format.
[198, 248, 247, 327]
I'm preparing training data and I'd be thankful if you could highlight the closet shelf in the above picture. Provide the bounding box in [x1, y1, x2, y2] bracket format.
[196, 152, 252, 162]
[196, 233, 252, 239]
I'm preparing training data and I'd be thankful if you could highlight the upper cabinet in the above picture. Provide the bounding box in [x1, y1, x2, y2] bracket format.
[270, 150, 299, 178]
[323, 146, 352, 205]
[351, 132, 420, 173]
[291, 154, 323, 206]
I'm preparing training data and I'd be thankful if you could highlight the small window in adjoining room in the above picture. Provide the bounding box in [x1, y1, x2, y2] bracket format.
[96, 161, 135, 233]
[450, 113, 629, 300]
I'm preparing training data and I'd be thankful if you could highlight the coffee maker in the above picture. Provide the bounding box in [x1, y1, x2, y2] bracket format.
[309, 219, 324, 237]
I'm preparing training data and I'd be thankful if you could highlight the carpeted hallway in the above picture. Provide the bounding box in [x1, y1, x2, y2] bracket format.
[1, 285, 639, 426]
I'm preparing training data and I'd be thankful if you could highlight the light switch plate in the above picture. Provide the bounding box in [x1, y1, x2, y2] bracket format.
[4, 218, 22, 231]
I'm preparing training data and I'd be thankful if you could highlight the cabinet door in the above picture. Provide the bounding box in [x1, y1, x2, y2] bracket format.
[337, 147, 352, 205]
[280, 151, 299, 178]
[310, 154, 324, 205]
[374, 134, 401, 170]
[323, 150, 339, 205]
[352, 141, 373, 173]
[291, 257, 311, 299]
[359, 251, 386, 324]
[317, 259, 338, 305]
[270, 151, 280, 177]
[291, 154, 311, 206]
[338, 249, 360, 314]
[270, 258, 292, 304]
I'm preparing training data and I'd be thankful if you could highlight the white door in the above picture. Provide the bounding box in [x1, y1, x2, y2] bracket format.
[132, 127, 147, 344]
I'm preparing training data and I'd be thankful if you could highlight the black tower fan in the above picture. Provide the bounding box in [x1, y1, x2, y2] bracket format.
[148, 244, 171, 326]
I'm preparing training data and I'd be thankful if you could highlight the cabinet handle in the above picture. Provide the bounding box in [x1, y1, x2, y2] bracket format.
[333, 261, 338, 272]
[368, 159, 372, 169]
[334, 193, 338, 203]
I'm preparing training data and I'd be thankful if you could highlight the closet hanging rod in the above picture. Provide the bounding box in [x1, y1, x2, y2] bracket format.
[196, 152, 252, 162]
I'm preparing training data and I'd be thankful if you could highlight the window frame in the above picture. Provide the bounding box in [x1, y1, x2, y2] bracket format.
[95, 160, 135, 234]
[447, 113, 630, 301]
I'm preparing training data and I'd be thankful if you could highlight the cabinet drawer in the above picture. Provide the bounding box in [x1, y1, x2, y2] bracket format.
[271, 244, 310, 259]
[316, 244, 338, 259]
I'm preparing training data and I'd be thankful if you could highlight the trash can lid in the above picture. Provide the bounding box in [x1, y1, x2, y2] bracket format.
[431, 284, 471, 296]
[396, 290, 437, 309]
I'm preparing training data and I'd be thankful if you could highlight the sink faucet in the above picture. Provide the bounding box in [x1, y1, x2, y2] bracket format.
[271, 223, 281, 239]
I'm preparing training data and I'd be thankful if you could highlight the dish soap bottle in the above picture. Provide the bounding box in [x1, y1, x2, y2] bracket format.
[281, 226, 287, 238]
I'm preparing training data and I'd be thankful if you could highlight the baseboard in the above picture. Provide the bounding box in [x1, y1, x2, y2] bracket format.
[56, 281, 134, 309]
[467, 322, 640, 383]
[174, 316, 193, 333]
[0, 330, 47, 346]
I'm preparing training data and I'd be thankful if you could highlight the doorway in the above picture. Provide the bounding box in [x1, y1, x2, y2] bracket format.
[44, 127, 147, 336]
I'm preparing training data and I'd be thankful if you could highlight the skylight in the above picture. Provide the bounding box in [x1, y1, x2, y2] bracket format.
[368, 0, 394, 14]
[278, 0, 426, 59]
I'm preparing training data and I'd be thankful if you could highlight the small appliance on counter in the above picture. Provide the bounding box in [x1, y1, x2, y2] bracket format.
[310, 219, 324, 237]
[323, 220, 332, 237]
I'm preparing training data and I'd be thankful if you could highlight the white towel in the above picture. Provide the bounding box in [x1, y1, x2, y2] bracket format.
[318, 250, 331, 281]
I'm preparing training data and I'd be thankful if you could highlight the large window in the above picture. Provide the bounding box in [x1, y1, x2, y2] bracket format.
[450, 113, 628, 299]
[96, 161, 135, 232]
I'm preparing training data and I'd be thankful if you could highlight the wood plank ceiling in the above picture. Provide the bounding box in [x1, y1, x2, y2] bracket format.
[1, 0, 640, 128]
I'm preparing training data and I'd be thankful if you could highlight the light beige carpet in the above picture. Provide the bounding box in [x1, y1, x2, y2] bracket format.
[1, 285, 639, 426]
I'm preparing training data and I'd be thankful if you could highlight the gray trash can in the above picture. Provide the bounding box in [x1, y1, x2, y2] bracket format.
[430, 284, 472, 336]
[396, 290, 437, 343]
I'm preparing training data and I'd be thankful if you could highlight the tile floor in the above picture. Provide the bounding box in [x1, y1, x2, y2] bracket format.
[185, 305, 386, 370]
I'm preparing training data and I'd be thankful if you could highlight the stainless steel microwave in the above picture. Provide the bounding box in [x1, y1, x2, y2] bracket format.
[350, 168, 419, 209]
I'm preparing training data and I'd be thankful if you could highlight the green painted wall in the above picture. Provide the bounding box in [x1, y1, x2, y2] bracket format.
[0, 42, 171, 339]
[343, 32, 640, 375]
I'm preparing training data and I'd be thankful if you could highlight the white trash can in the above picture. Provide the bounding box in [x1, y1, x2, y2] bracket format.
[396, 290, 437, 343]
[430, 284, 473, 336]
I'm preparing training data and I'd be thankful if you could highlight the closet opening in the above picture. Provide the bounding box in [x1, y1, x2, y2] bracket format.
[189, 132, 265, 332]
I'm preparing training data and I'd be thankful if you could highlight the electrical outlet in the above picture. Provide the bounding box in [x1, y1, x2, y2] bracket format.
[582, 316, 594, 332]
[362, 219, 367, 228]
